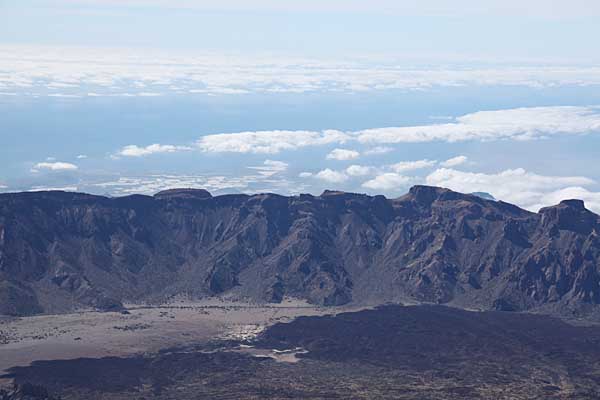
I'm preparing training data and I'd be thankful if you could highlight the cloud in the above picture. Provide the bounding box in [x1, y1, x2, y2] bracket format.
[117, 144, 193, 157]
[299, 172, 313, 178]
[91, 170, 308, 196]
[440, 155, 468, 167]
[364, 146, 394, 155]
[346, 165, 375, 177]
[390, 159, 437, 173]
[356, 106, 600, 144]
[536, 187, 600, 215]
[426, 167, 598, 212]
[193, 107, 600, 154]
[326, 148, 360, 161]
[197, 130, 348, 154]
[32, 162, 78, 172]
[315, 169, 349, 183]
[362, 173, 412, 191]
[247, 159, 289, 177]
[28, 186, 79, 192]
[76, 154, 88, 159]
[5, 45, 600, 98]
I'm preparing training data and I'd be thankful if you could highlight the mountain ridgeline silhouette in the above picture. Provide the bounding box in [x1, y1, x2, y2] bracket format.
[1, 186, 599, 317]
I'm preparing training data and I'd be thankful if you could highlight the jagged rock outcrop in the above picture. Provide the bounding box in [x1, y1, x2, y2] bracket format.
[0, 186, 599, 316]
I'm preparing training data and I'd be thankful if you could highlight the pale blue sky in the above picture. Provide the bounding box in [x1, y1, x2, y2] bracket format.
[2, 0, 600, 60]
[1, 0, 600, 212]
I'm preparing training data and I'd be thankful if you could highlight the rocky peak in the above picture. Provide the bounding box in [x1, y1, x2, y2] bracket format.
[559, 199, 586, 210]
[154, 188, 212, 200]
[319, 190, 355, 198]
[403, 185, 475, 208]
[540, 199, 598, 234]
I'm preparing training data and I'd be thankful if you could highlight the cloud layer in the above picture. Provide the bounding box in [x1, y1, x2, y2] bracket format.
[117, 144, 193, 157]
[197, 130, 348, 154]
[3, 45, 600, 98]
[194, 106, 600, 154]
[326, 148, 360, 161]
[426, 168, 598, 212]
[315, 169, 349, 183]
[356, 106, 600, 144]
[31, 162, 78, 172]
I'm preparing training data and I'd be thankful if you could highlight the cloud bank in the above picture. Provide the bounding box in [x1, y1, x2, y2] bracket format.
[194, 106, 600, 154]
[4, 45, 600, 98]
[426, 168, 598, 212]
[326, 148, 360, 161]
[441, 155, 468, 167]
[315, 169, 349, 183]
[117, 144, 193, 157]
[362, 173, 412, 190]
[32, 162, 78, 172]
[197, 130, 348, 154]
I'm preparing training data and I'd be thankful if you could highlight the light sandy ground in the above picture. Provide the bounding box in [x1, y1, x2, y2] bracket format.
[0, 298, 347, 379]
[233, 346, 310, 363]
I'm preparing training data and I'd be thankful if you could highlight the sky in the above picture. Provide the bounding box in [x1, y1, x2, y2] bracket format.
[1, 0, 600, 213]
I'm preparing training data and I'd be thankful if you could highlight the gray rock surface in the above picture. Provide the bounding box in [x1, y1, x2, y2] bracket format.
[1, 186, 599, 317]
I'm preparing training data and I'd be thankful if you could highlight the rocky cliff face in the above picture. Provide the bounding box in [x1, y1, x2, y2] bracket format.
[0, 186, 599, 316]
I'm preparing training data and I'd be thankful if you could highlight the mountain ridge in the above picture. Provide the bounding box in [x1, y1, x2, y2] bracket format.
[1, 185, 599, 318]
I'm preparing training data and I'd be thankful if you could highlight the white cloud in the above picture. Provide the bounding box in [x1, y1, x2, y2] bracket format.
[426, 167, 598, 212]
[326, 148, 360, 161]
[5, 45, 600, 98]
[263, 159, 288, 169]
[356, 106, 600, 145]
[32, 162, 78, 172]
[197, 130, 348, 154]
[247, 159, 289, 177]
[364, 146, 394, 155]
[299, 172, 313, 178]
[535, 187, 600, 214]
[362, 173, 412, 191]
[91, 170, 308, 196]
[76, 154, 88, 159]
[194, 107, 600, 154]
[346, 165, 375, 177]
[390, 159, 437, 173]
[441, 155, 468, 167]
[117, 144, 193, 157]
[315, 169, 349, 184]
[28, 186, 79, 192]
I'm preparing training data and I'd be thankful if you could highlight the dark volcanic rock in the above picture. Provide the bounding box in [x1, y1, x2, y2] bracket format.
[153, 188, 212, 201]
[0, 383, 59, 400]
[5, 306, 600, 399]
[0, 186, 599, 316]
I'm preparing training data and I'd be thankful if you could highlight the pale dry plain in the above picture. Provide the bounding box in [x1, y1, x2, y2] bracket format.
[0, 298, 356, 385]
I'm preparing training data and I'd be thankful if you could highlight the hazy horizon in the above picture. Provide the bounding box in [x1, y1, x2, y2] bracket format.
[2, 0, 600, 213]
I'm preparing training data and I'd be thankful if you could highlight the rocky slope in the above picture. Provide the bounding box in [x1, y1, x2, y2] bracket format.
[0, 186, 599, 316]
